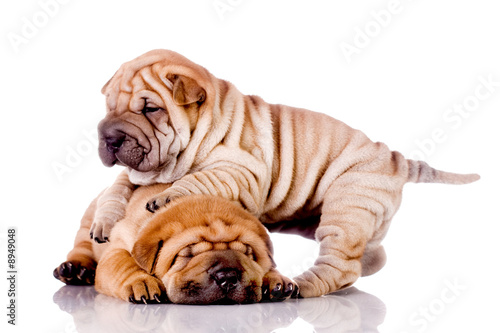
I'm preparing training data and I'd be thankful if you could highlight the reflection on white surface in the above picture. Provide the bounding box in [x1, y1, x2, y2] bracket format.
[53, 285, 385, 333]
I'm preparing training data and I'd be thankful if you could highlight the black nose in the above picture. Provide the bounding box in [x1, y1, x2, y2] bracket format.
[105, 135, 125, 153]
[212, 269, 240, 293]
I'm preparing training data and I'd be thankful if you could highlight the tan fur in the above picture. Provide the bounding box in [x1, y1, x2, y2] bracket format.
[93, 49, 479, 297]
[90, 170, 136, 243]
[55, 184, 296, 304]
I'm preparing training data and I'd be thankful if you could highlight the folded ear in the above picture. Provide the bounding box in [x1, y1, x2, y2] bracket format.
[131, 236, 164, 274]
[167, 74, 206, 105]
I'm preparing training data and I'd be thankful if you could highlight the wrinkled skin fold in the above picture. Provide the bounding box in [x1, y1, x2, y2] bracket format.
[55, 184, 298, 304]
[91, 49, 479, 297]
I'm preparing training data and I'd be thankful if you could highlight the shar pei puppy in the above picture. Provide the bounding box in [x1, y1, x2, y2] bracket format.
[54, 184, 298, 304]
[90, 49, 479, 298]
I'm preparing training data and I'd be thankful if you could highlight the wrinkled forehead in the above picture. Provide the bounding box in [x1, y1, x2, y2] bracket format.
[151, 212, 274, 277]
[103, 65, 171, 112]
[165, 219, 270, 255]
[101, 49, 207, 111]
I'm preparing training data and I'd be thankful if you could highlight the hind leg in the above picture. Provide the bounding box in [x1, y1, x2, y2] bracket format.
[54, 194, 102, 285]
[294, 177, 396, 297]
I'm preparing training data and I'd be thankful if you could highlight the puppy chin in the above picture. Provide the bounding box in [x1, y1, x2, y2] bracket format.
[165, 277, 262, 305]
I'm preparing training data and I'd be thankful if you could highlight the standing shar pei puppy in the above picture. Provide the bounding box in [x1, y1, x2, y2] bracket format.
[92, 49, 479, 297]
[55, 184, 297, 304]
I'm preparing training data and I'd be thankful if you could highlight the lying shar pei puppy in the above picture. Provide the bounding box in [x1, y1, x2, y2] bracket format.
[54, 184, 298, 304]
[90, 49, 479, 297]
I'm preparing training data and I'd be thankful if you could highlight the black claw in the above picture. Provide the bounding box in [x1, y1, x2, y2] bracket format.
[129, 296, 136, 303]
[89, 232, 94, 240]
[77, 268, 87, 280]
[291, 284, 300, 298]
[154, 294, 169, 303]
[104, 237, 109, 242]
[283, 283, 294, 297]
[146, 202, 156, 213]
[94, 237, 106, 244]
[270, 283, 284, 300]
[59, 263, 67, 276]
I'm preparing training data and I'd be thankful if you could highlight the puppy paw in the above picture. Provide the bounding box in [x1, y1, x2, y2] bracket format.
[262, 270, 299, 302]
[145, 190, 182, 213]
[53, 260, 96, 286]
[89, 217, 116, 243]
[292, 276, 316, 298]
[124, 274, 169, 304]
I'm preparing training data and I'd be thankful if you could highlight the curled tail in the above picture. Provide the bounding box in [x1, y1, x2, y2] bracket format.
[406, 159, 480, 185]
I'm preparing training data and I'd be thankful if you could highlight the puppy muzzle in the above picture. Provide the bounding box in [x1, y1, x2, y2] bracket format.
[210, 268, 241, 294]
[97, 116, 153, 171]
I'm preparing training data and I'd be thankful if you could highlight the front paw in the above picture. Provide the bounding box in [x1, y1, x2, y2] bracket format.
[124, 274, 169, 304]
[262, 270, 299, 302]
[145, 190, 182, 213]
[90, 217, 116, 243]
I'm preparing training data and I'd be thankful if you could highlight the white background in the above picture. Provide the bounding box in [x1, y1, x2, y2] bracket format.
[1, 0, 499, 332]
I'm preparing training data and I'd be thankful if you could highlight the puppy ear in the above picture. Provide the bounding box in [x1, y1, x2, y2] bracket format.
[132, 237, 164, 274]
[167, 74, 206, 105]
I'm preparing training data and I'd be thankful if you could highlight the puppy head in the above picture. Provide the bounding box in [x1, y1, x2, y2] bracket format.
[98, 49, 215, 174]
[131, 195, 275, 304]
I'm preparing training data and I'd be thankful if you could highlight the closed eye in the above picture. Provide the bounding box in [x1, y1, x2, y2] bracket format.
[142, 99, 163, 114]
[143, 106, 161, 113]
